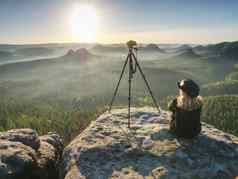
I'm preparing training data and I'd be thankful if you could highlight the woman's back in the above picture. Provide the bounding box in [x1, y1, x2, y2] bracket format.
[169, 98, 202, 138]
[168, 79, 203, 139]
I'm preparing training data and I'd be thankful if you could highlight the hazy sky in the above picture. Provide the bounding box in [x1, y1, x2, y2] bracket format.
[0, 0, 238, 44]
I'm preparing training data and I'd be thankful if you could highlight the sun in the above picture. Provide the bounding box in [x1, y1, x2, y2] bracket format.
[71, 4, 99, 43]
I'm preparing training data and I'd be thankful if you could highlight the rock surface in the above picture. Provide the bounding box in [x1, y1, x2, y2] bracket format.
[61, 107, 238, 179]
[0, 128, 40, 150]
[0, 129, 63, 179]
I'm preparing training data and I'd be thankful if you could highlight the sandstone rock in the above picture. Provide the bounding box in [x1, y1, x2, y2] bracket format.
[60, 107, 238, 179]
[0, 128, 40, 150]
[36, 132, 63, 179]
[0, 129, 63, 179]
[39, 132, 64, 157]
[0, 139, 37, 179]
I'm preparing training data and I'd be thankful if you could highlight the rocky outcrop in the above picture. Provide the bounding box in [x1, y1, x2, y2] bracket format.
[64, 48, 94, 62]
[143, 44, 166, 53]
[60, 107, 238, 179]
[0, 128, 40, 150]
[0, 129, 63, 179]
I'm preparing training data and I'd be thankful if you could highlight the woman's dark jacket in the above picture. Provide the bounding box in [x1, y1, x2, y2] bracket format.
[168, 98, 202, 139]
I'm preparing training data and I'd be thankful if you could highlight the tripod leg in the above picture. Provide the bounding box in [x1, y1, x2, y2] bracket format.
[132, 53, 161, 113]
[128, 57, 132, 128]
[109, 55, 129, 112]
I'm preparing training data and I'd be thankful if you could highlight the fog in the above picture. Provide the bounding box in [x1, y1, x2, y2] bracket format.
[0, 43, 237, 108]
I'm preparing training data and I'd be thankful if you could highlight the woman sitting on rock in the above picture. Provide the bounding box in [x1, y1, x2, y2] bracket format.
[168, 79, 203, 139]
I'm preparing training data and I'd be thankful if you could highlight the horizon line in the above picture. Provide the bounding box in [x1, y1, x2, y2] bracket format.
[0, 40, 236, 46]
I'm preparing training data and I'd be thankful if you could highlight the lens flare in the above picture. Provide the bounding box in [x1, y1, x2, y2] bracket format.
[70, 4, 99, 42]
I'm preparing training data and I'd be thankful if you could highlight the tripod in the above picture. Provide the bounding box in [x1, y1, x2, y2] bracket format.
[109, 47, 161, 128]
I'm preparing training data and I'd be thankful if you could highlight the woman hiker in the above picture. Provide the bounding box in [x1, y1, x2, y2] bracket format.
[168, 79, 203, 139]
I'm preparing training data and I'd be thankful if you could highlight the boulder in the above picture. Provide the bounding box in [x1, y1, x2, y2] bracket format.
[39, 132, 64, 157]
[0, 139, 37, 179]
[60, 107, 238, 179]
[0, 128, 40, 150]
[0, 129, 63, 179]
[36, 132, 64, 179]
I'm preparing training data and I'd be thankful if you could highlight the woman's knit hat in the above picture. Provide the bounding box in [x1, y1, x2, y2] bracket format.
[177, 79, 200, 98]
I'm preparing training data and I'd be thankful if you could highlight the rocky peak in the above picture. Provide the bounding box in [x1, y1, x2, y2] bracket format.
[144, 44, 166, 53]
[64, 48, 91, 61]
[66, 49, 75, 56]
[146, 43, 160, 49]
[61, 107, 238, 179]
[0, 129, 63, 179]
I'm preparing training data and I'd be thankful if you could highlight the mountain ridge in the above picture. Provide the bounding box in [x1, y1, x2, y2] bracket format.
[175, 48, 200, 59]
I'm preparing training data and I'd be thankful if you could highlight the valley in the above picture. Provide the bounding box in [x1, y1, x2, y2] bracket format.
[0, 41, 238, 142]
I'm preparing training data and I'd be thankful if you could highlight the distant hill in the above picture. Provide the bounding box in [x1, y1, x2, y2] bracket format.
[176, 44, 191, 51]
[15, 47, 54, 57]
[91, 44, 166, 57]
[193, 45, 206, 51]
[140, 43, 166, 53]
[0, 48, 98, 78]
[202, 80, 238, 95]
[91, 44, 127, 53]
[194, 41, 238, 59]
[214, 41, 238, 59]
[173, 48, 200, 59]
[0, 50, 13, 59]
[226, 71, 238, 81]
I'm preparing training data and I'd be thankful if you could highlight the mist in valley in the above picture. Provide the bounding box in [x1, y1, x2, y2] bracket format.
[1, 41, 238, 142]
[0, 42, 238, 109]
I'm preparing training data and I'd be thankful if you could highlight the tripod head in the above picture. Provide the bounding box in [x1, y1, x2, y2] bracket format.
[126, 40, 138, 51]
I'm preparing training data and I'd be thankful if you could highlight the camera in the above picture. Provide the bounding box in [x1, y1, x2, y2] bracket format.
[126, 40, 137, 49]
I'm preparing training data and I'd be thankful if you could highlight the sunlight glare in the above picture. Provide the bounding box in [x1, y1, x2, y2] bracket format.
[71, 4, 99, 42]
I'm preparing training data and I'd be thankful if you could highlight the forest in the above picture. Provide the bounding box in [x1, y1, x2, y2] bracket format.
[1, 41, 238, 143]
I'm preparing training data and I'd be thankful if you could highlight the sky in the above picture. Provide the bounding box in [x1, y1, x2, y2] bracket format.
[0, 0, 238, 44]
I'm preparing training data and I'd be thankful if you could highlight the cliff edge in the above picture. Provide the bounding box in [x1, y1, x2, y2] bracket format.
[61, 107, 238, 179]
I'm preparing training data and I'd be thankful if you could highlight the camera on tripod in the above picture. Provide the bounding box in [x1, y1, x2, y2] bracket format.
[126, 40, 138, 49]
[109, 40, 160, 128]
